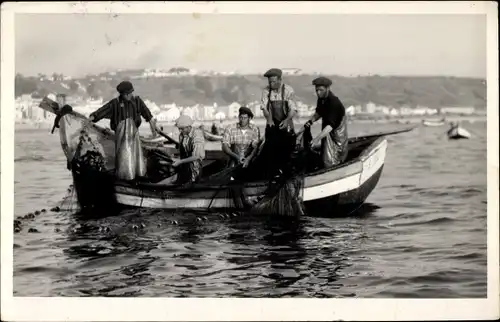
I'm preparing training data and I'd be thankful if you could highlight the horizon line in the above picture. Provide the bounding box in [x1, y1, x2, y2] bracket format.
[16, 69, 487, 81]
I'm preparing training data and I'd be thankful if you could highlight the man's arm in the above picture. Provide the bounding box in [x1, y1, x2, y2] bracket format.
[243, 127, 261, 166]
[260, 89, 274, 126]
[89, 100, 113, 122]
[304, 112, 321, 128]
[278, 86, 297, 129]
[137, 96, 157, 135]
[284, 86, 298, 121]
[177, 129, 206, 165]
[221, 127, 241, 162]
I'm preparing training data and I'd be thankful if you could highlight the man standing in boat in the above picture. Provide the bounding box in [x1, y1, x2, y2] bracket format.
[171, 115, 206, 184]
[302, 76, 348, 168]
[88, 80, 158, 180]
[259, 68, 299, 176]
[221, 106, 261, 169]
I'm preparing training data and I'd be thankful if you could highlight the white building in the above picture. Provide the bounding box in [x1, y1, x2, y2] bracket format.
[440, 107, 476, 115]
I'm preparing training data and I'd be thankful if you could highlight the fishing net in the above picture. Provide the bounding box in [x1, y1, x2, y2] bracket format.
[198, 125, 323, 217]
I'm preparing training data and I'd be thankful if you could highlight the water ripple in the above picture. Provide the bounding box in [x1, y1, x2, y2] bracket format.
[13, 124, 487, 298]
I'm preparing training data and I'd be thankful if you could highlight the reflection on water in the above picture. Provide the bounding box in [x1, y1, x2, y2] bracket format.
[13, 123, 487, 298]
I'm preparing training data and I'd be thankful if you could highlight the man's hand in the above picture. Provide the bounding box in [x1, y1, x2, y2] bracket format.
[242, 158, 251, 168]
[310, 137, 321, 148]
[171, 158, 183, 167]
[88, 114, 95, 122]
[304, 120, 313, 129]
[149, 119, 158, 136]
[266, 118, 274, 127]
[279, 120, 288, 130]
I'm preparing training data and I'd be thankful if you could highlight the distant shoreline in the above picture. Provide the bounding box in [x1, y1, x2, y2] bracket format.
[14, 114, 487, 132]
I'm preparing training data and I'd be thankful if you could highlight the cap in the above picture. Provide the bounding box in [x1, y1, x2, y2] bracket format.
[116, 81, 134, 94]
[175, 114, 194, 128]
[238, 106, 254, 118]
[312, 76, 333, 87]
[263, 68, 282, 78]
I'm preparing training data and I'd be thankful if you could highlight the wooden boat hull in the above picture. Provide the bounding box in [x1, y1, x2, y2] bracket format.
[71, 137, 387, 217]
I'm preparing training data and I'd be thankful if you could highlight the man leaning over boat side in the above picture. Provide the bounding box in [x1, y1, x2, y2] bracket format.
[88, 80, 158, 180]
[259, 68, 299, 175]
[171, 115, 206, 184]
[221, 106, 261, 169]
[301, 76, 348, 168]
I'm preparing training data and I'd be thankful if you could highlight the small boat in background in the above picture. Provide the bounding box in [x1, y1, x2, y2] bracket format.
[447, 122, 471, 140]
[422, 119, 446, 127]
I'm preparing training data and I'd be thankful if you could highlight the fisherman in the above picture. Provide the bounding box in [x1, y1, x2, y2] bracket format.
[88, 80, 158, 180]
[221, 106, 261, 169]
[302, 76, 348, 168]
[259, 68, 299, 176]
[170, 115, 206, 184]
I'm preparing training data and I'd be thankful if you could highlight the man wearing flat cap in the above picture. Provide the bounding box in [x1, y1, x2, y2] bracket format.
[89, 80, 158, 180]
[259, 68, 299, 174]
[222, 106, 261, 169]
[302, 76, 348, 168]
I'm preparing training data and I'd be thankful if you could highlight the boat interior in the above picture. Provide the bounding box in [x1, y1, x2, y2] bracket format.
[123, 134, 382, 188]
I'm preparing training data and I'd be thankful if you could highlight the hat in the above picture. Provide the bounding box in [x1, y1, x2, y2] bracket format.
[175, 115, 194, 128]
[312, 76, 333, 87]
[263, 68, 282, 78]
[238, 106, 254, 118]
[116, 81, 134, 94]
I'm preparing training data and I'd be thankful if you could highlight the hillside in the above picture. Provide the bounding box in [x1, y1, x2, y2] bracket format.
[15, 71, 487, 108]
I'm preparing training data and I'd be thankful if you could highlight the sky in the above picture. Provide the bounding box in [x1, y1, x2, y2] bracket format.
[15, 13, 487, 78]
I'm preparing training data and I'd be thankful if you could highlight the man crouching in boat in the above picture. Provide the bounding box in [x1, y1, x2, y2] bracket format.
[221, 106, 261, 169]
[302, 76, 348, 168]
[88, 80, 158, 180]
[169, 115, 206, 184]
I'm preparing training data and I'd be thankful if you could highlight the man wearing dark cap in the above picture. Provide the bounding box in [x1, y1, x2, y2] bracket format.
[258, 68, 299, 176]
[302, 76, 348, 168]
[222, 106, 261, 169]
[261, 68, 298, 131]
[88, 80, 158, 180]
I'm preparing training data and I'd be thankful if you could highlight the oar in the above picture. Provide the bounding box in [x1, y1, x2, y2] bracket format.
[347, 125, 417, 142]
[296, 125, 415, 141]
[154, 127, 180, 147]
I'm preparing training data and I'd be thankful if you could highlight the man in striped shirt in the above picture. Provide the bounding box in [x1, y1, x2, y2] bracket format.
[89, 81, 158, 180]
[89, 81, 157, 135]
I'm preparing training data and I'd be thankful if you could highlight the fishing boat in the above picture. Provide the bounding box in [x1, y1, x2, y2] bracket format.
[447, 126, 471, 140]
[70, 133, 389, 217]
[38, 96, 413, 217]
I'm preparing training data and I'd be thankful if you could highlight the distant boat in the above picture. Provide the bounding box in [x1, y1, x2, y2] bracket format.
[422, 119, 445, 127]
[447, 125, 471, 140]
